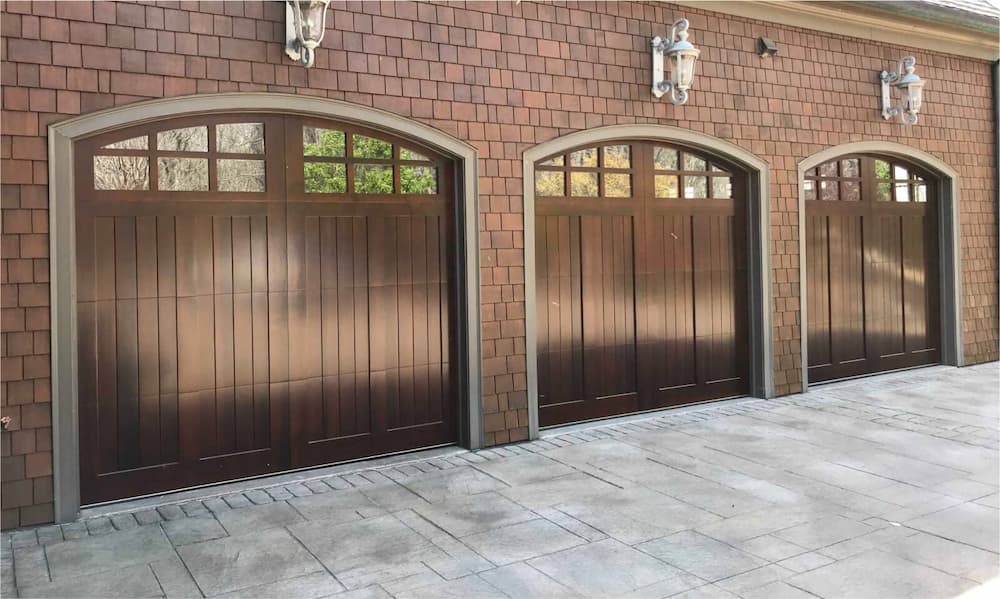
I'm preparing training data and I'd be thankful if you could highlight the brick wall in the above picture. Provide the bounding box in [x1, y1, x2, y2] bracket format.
[1, 0, 996, 529]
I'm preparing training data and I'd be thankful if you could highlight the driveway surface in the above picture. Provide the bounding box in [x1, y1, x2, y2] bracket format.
[3, 364, 998, 598]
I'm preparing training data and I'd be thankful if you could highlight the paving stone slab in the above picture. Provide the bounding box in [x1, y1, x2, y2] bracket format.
[461, 518, 585, 565]
[177, 527, 323, 596]
[787, 549, 976, 599]
[393, 574, 507, 599]
[215, 571, 344, 598]
[45, 525, 173, 581]
[162, 516, 228, 547]
[214, 501, 304, 535]
[401, 467, 508, 503]
[413, 491, 536, 538]
[636, 530, 767, 582]
[471, 453, 575, 487]
[18, 564, 162, 599]
[528, 538, 686, 597]
[478, 563, 580, 598]
[287, 488, 374, 523]
[289, 514, 448, 590]
[905, 501, 1000, 552]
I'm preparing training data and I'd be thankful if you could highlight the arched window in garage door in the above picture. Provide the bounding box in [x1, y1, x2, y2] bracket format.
[533, 141, 749, 427]
[804, 155, 939, 383]
[77, 115, 458, 504]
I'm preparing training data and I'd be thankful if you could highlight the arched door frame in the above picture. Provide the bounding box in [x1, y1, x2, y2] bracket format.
[522, 124, 773, 439]
[49, 93, 482, 522]
[797, 141, 964, 392]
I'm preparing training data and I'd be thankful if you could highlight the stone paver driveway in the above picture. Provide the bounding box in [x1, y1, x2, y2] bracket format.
[3, 364, 998, 598]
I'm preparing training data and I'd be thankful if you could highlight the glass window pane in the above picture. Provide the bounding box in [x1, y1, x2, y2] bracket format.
[893, 164, 909, 180]
[102, 136, 147, 150]
[353, 135, 392, 159]
[303, 127, 345, 157]
[304, 162, 346, 193]
[401, 166, 437, 194]
[540, 156, 564, 167]
[655, 175, 679, 198]
[354, 164, 394, 193]
[400, 148, 429, 161]
[158, 157, 208, 191]
[217, 123, 264, 154]
[711, 164, 725, 172]
[535, 171, 564, 196]
[569, 148, 598, 167]
[803, 179, 816, 201]
[840, 158, 860, 177]
[570, 172, 598, 196]
[604, 173, 631, 197]
[877, 182, 891, 201]
[603, 145, 630, 169]
[654, 147, 678, 170]
[818, 161, 837, 178]
[894, 181, 909, 202]
[842, 180, 860, 201]
[683, 154, 707, 171]
[712, 176, 732, 199]
[157, 126, 208, 152]
[806, 167, 817, 177]
[875, 159, 891, 179]
[94, 156, 149, 190]
[685, 176, 707, 198]
[819, 180, 838, 201]
[913, 183, 927, 203]
[218, 159, 265, 192]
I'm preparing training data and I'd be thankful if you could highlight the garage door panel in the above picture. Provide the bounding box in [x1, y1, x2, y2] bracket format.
[78, 115, 458, 503]
[638, 213, 698, 394]
[537, 215, 585, 411]
[806, 215, 831, 368]
[581, 215, 638, 402]
[902, 214, 933, 353]
[806, 155, 939, 383]
[536, 141, 748, 426]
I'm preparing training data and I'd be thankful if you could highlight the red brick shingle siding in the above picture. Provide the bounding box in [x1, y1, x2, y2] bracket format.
[1, 0, 996, 529]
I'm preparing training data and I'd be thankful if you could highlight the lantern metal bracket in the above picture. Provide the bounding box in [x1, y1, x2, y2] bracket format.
[651, 18, 700, 105]
[881, 56, 922, 125]
[285, 0, 331, 68]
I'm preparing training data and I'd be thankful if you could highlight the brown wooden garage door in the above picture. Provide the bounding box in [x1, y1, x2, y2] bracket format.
[534, 141, 749, 427]
[805, 155, 939, 383]
[76, 115, 457, 504]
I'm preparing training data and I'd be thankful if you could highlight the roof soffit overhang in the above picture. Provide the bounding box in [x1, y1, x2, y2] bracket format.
[673, 1, 999, 61]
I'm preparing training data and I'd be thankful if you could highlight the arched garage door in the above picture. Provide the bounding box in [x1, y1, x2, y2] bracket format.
[76, 115, 457, 503]
[805, 155, 939, 382]
[533, 141, 749, 427]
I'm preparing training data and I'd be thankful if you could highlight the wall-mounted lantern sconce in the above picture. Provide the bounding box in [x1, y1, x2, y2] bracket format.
[285, 0, 332, 67]
[651, 19, 701, 104]
[881, 56, 925, 125]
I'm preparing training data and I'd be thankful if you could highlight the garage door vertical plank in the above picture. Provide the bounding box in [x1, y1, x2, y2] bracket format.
[231, 216, 255, 452]
[411, 217, 430, 425]
[94, 218, 119, 474]
[114, 217, 140, 470]
[397, 216, 415, 429]
[176, 215, 218, 461]
[319, 217, 340, 440]
[156, 216, 179, 464]
[249, 214, 271, 449]
[136, 216, 161, 467]
[212, 217, 236, 455]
